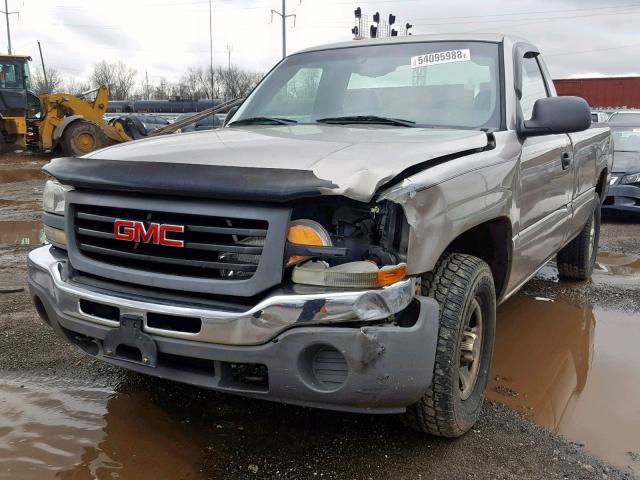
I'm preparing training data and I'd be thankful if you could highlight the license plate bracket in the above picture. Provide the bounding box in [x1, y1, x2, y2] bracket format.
[103, 314, 158, 367]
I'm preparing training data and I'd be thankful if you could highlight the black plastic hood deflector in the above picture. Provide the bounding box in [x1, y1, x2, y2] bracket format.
[43, 157, 338, 203]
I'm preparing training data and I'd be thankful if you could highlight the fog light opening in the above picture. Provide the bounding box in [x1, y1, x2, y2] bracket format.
[298, 344, 348, 392]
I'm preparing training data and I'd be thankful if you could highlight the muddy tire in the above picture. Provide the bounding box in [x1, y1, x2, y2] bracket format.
[557, 195, 600, 281]
[61, 120, 108, 157]
[403, 253, 496, 437]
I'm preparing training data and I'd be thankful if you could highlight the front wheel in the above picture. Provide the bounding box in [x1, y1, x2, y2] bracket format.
[557, 195, 600, 281]
[61, 120, 108, 156]
[402, 253, 496, 437]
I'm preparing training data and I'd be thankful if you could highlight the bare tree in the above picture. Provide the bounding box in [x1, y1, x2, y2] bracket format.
[91, 61, 137, 100]
[31, 67, 64, 95]
[64, 77, 92, 97]
[218, 66, 261, 100]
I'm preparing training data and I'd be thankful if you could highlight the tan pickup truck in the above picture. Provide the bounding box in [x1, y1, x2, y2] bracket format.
[28, 33, 611, 437]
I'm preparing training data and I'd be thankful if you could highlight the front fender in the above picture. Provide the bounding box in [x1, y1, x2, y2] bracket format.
[52, 115, 84, 144]
[380, 157, 518, 276]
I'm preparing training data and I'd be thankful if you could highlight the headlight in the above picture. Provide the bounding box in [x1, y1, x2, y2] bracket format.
[621, 172, 640, 184]
[286, 219, 332, 265]
[292, 260, 406, 288]
[43, 180, 73, 215]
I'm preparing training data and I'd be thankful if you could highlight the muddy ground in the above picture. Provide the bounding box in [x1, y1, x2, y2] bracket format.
[1, 152, 639, 479]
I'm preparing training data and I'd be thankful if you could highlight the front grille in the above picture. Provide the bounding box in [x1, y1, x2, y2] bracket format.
[73, 204, 268, 280]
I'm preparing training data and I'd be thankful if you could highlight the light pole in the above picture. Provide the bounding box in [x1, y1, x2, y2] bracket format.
[226, 44, 233, 70]
[208, 0, 215, 100]
[1, 0, 18, 54]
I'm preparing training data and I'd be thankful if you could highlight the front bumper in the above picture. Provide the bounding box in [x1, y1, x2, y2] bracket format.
[602, 184, 640, 214]
[28, 246, 439, 413]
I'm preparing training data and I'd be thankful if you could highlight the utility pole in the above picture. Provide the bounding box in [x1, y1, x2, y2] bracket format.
[37, 41, 48, 92]
[271, 0, 297, 58]
[208, 0, 215, 100]
[1, 0, 18, 54]
[226, 45, 233, 70]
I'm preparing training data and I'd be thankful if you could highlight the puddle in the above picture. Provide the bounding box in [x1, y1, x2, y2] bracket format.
[593, 252, 640, 286]
[0, 221, 44, 247]
[0, 168, 44, 184]
[489, 295, 640, 475]
[0, 375, 205, 480]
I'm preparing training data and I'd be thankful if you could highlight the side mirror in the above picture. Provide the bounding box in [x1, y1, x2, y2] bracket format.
[520, 96, 591, 137]
[224, 105, 239, 127]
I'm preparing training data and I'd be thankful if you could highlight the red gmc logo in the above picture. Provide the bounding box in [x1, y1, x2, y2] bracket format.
[113, 219, 185, 248]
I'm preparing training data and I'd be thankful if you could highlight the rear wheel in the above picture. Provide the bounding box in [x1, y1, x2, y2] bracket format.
[557, 195, 600, 281]
[61, 120, 108, 156]
[403, 253, 496, 437]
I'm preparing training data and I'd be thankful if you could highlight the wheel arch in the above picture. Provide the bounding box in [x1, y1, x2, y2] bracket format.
[441, 217, 513, 301]
[595, 167, 608, 202]
[52, 115, 85, 146]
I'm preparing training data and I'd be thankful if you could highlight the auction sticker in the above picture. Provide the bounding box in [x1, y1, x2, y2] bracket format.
[411, 49, 471, 68]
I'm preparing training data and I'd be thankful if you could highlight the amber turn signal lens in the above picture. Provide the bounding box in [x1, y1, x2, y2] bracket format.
[287, 225, 325, 246]
[286, 220, 333, 265]
[376, 264, 406, 287]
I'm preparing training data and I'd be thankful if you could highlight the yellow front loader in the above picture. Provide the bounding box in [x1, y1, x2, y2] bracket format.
[1, 54, 131, 156]
[38, 85, 132, 156]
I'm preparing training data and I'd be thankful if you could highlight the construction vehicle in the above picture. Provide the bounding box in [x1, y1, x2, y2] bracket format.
[1, 54, 242, 156]
[1, 54, 135, 156]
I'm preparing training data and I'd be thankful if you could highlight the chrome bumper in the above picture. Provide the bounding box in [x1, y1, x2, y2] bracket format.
[27, 246, 416, 346]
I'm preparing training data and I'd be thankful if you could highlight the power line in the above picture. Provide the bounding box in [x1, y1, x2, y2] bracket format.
[468, 7, 640, 32]
[320, 4, 640, 26]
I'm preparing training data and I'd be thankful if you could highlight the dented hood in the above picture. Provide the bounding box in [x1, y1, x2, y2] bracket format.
[48, 125, 488, 202]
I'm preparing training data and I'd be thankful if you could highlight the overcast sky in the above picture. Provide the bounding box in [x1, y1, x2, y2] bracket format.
[6, 0, 640, 85]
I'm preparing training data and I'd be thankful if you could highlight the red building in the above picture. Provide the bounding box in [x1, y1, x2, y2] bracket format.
[553, 77, 640, 108]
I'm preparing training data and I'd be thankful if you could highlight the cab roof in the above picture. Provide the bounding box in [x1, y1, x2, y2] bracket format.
[0, 54, 32, 60]
[294, 33, 529, 55]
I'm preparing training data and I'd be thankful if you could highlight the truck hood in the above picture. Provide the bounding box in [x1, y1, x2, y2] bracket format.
[47, 125, 489, 202]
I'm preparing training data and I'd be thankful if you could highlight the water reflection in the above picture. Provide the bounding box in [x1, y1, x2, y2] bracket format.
[0, 221, 44, 247]
[489, 295, 640, 474]
[0, 375, 205, 480]
[595, 251, 640, 277]
[57, 392, 204, 480]
[489, 296, 594, 429]
[0, 168, 44, 184]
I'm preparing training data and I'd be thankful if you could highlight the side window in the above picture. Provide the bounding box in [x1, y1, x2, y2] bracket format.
[520, 55, 548, 121]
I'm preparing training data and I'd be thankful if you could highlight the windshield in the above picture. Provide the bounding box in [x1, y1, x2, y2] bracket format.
[232, 41, 502, 129]
[0, 60, 28, 89]
[612, 127, 640, 151]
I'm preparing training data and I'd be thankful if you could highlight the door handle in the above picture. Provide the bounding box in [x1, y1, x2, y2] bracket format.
[561, 152, 572, 170]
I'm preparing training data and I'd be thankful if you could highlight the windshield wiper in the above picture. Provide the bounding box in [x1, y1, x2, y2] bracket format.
[229, 116, 298, 126]
[316, 115, 416, 127]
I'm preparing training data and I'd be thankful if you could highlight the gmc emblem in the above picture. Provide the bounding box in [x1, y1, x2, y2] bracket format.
[114, 219, 185, 248]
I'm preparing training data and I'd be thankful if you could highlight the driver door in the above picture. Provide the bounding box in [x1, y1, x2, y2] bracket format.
[511, 52, 573, 288]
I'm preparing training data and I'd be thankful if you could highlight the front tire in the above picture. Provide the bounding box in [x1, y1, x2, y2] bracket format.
[557, 195, 600, 281]
[403, 253, 496, 437]
[61, 120, 108, 156]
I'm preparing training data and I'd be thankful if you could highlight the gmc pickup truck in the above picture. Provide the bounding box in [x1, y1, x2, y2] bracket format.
[28, 34, 611, 437]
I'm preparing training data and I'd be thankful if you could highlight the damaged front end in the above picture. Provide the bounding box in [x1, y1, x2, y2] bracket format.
[285, 197, 410, 289]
